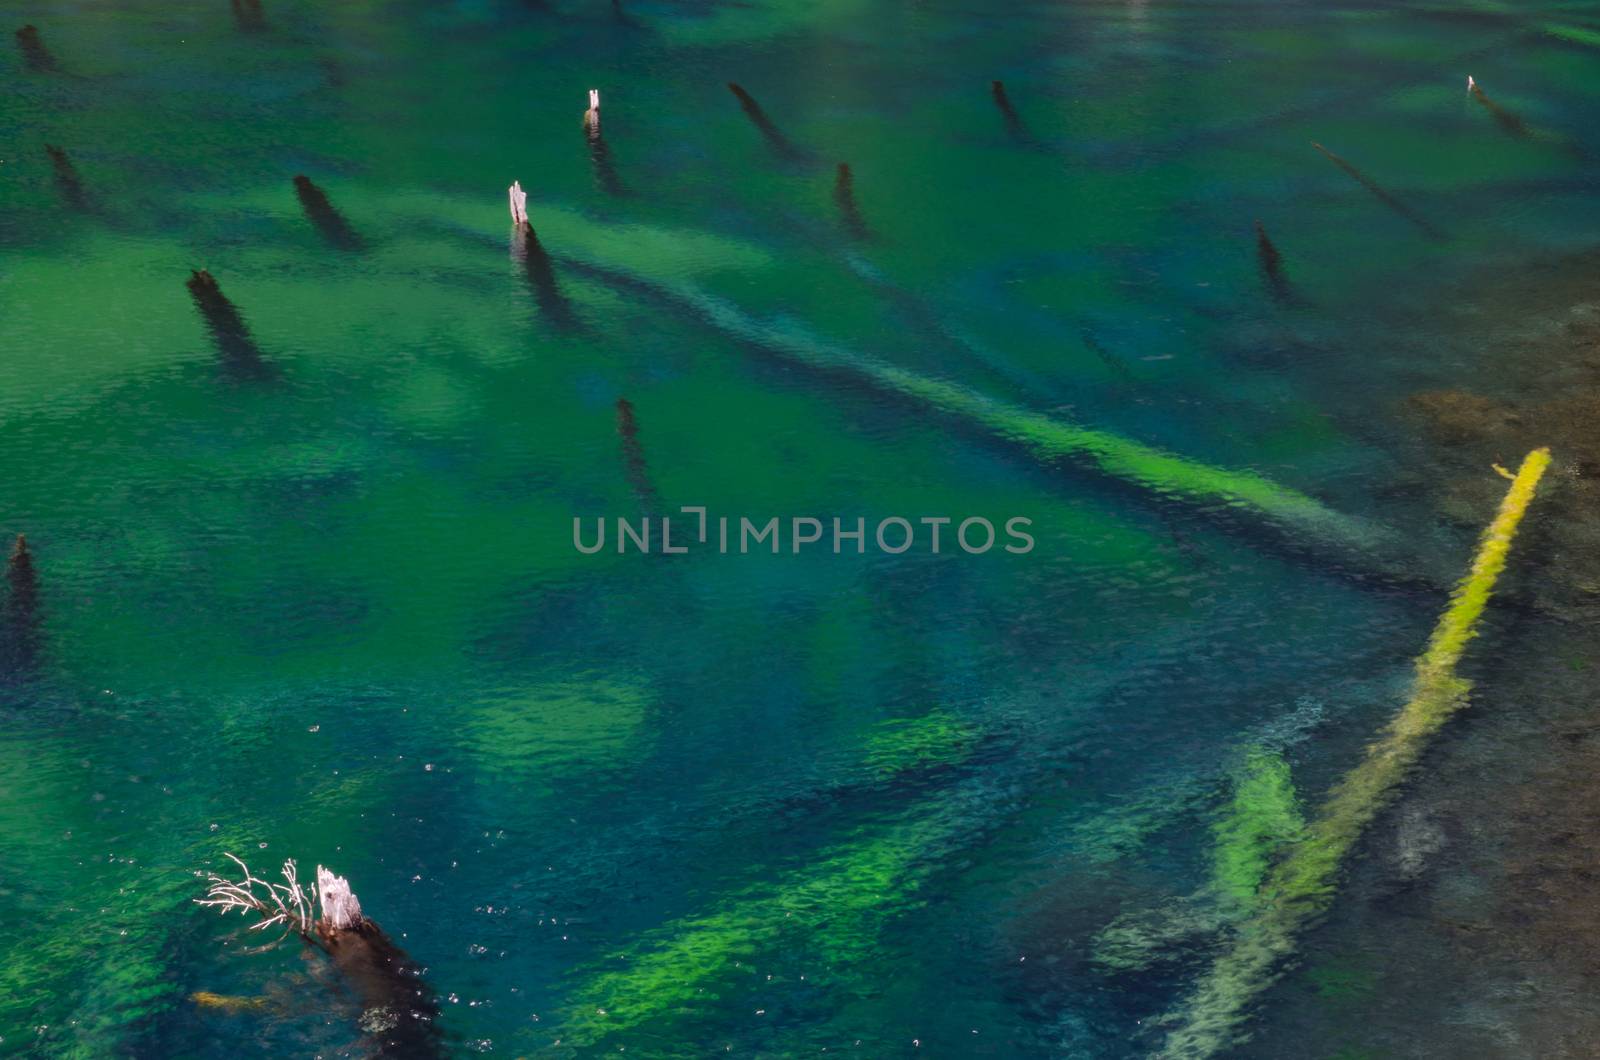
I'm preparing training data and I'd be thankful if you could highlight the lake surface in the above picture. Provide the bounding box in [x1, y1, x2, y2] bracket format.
[3, 0, 1600, 1056]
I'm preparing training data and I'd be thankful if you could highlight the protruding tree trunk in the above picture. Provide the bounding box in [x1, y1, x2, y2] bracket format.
[584, 93, 625, 196]
[508, 180, 528, 227]
[1311, 141, 1445, 241]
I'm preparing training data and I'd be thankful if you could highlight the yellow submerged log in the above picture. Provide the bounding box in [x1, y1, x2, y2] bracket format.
[1156, 447, 1552, 1059]
[190, 991, 270, 1014]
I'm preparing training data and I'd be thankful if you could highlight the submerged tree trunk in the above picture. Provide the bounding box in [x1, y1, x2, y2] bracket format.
[4, 534, 41, 674]
[197, 859, 443, 1055]
[312, 867, 442, 1056]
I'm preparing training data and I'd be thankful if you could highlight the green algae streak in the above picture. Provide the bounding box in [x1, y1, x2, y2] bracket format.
[1210, 748, 1306, 907]
[1091, 746, 1305, 975]
[858, 712, 978, 776]
[1157, 448, 1552, 1059]
[557, 712, 977, 1052]
[1544, 22, 1600, 47]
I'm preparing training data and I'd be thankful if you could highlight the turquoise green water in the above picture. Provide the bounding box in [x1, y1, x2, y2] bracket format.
[2, 0, 1597, 1056]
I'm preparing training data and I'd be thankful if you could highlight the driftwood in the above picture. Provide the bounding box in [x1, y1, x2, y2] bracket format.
[198, 856, 442, 1056]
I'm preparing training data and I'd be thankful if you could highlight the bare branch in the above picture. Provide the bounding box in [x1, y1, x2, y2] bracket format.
[196, 854, 318, 937]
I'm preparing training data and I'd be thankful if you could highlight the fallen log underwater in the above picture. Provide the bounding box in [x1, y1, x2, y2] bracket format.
[1311, 141, 1447, 242]
[1467, 75, 1530, 138]
[1154, 447, 1551, 1059]
[727, 82, 808, 161]
[553, 253, 1411, 576]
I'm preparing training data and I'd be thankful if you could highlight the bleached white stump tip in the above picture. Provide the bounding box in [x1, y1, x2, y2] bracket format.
[509, 180, 528, 226]
[317, 865, 364, 930]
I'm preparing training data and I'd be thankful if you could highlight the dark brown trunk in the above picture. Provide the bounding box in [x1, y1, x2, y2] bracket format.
[293, 175, 363, 250]
[991, 80, 1031, 142]
[834, 162, 867, 239]
[231, 0, 266, 33]
[514, 222, 578, 330]
[615, 397, 659, 512]
[5, 535, 41, 673]
[1311, 141, 1446, 241]
[728, 82, 802, 159]
[186, 270, 272, 376]
[315, 920, 443, 1057]
[45, 145, 87, 211]
[1254, 220, 1291, 302]
[16, 25, 56, 71]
